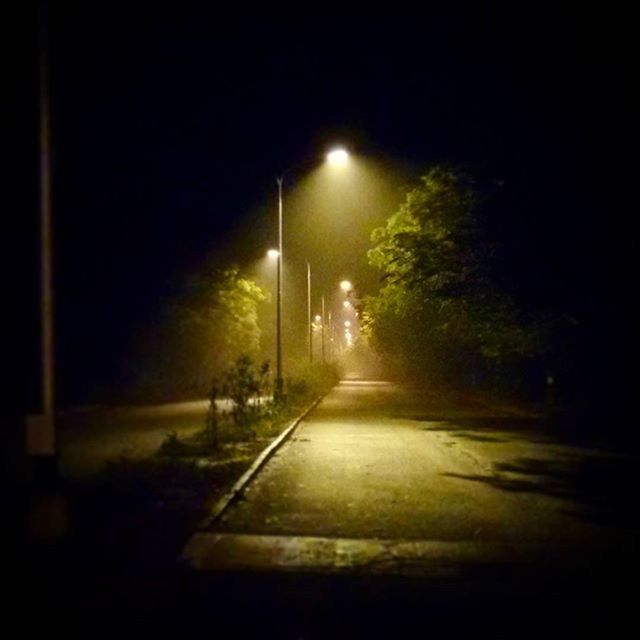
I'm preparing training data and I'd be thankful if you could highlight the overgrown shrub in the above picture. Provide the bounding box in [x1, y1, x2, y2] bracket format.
[286, 362, 340, 400]
[220, 355, 271, 428]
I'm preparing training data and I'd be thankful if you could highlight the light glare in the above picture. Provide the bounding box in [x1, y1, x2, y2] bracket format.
[340, 280, 353, 292]
[267, 249, 279, 259]
[327, 148, 349, 167]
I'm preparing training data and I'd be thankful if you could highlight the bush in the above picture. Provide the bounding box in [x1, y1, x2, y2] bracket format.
[219, 355, 272, 428]
[285, 362, 341, 401]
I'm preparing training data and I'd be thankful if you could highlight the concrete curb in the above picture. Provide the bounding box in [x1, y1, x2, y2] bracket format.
[196, 393, 327, 531]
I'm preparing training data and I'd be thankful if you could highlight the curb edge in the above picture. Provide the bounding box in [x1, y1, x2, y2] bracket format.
[196, 392, 327, 531]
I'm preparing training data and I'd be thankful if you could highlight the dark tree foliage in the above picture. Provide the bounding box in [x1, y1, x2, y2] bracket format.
[136, 268, 267, 400]
[363, 166, 544, 388]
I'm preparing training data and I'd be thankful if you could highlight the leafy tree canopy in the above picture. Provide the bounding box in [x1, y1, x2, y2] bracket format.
[182, 267, 267, 366]
[363, 166, 543, 383]
[136, 267, 267, 400]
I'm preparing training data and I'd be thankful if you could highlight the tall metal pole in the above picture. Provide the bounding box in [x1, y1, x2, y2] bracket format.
[321, 295, 326, 364]
[307, 261, 312, 364]
[276, 177, 283, 397]
[328, 311, 332, 362]
[31, 4, 56, 456]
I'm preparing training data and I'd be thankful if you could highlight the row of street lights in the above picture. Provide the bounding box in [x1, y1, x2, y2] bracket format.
[340, 280, 355, 348]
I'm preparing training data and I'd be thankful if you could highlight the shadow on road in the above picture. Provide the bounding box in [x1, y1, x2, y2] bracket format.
[443, 451, 640, 527]
[417, 416, 555, 445]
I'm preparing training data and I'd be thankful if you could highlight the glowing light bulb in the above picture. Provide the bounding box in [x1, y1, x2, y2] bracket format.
[327, 148, 349, 167]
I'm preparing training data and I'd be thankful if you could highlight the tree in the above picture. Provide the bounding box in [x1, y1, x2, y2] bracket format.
[137, 267, 267, 400]
[363, 166, 543, 386]
[180, 267, 267, 391]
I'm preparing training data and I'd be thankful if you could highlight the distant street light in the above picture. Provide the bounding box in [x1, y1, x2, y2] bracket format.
[267, 248, 279, 260]
[328, 310, 333, 361]
[340, 280, 353, 293]
[343, 300, 351, 309]
[344, 320, 351, 328]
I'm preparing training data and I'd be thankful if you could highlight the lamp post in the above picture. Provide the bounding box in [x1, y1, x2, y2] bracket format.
[340, 280, 353, 294]
[321, 295, 326, 363]
[27, 7, 56, 459]
[274, 147, 350, 393]
[267, 249, 282, 388]
[275, 178, 284, 398]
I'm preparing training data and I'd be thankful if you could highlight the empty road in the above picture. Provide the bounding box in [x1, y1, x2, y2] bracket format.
[182, 380, 639, 635]
[58, 397, 269, 477]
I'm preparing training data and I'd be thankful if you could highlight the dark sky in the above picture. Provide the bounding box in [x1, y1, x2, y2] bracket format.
[4, 2, 640, 408]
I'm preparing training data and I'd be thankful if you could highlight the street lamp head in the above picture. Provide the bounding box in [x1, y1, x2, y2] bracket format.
[327, 148, 349, 167]
[267, 249, 280, 259]
[343, 300, 351, 309]
[344, 320, 351, 328]
[340, 280, 353, 292]
[315, 315, 322, 323]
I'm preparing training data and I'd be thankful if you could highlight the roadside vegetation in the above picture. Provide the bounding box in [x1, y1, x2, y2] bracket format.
[60, 357, 338, 576]
[54, 257, 339, 574]
[361, 165, 588, 431]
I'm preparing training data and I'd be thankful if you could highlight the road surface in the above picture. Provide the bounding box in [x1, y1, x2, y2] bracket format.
[58, 397, 268, 477]
[181, 380, 640, 635]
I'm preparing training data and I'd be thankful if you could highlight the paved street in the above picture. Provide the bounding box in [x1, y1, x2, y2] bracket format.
[180, 380, 639, 635]
[58, 397, 269, 477]
[58, 400, 208, 477]
[187, 380, 638, 567]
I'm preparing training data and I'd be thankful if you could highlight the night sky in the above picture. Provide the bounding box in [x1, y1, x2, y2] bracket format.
[3, 2, 640, 410]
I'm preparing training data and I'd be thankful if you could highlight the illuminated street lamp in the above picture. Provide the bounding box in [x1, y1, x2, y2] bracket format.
[344, 320, 351, 328]
[327, 148, 349, 167]
[328, 310, 333, 361]
[343, 300, 351, 309]
[315, 315, 322, 323]
[274, 147, 350, 394]
[340, 280, 353, 293]
[267, 248, 279, 260]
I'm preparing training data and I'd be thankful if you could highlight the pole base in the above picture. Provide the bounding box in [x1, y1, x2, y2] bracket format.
[25, 413, 55, 456]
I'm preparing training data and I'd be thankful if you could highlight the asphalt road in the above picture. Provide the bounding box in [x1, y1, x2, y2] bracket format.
[57, 397, 268, 477]
[181, 380, 640, 636]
